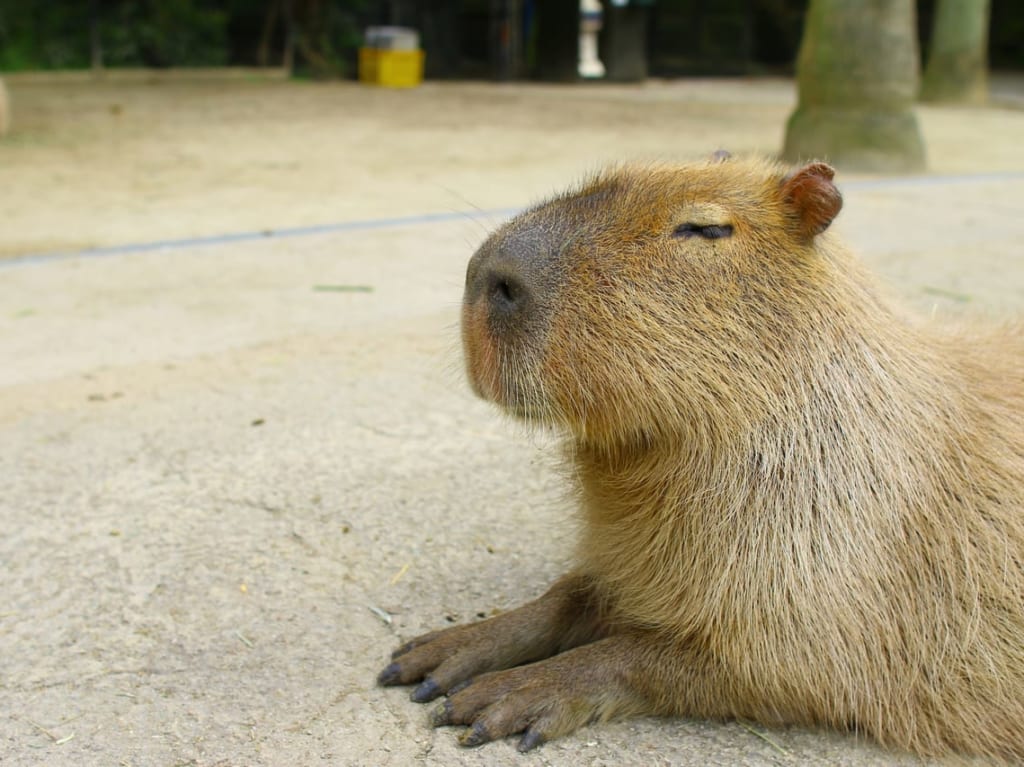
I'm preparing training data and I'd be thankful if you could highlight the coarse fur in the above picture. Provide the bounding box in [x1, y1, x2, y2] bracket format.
[380, 155, 1024, 760]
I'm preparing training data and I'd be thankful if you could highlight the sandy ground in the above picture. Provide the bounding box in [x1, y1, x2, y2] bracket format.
[1, 74, 1023, 767]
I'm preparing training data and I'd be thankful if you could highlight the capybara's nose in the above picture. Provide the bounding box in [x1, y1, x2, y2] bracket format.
[464, 240, 539, 328]
[484, 269, 529, 319]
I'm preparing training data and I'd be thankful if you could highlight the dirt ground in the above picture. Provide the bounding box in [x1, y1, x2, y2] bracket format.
[3, 73, 1024, 259]
[1, 73, 1023, 767]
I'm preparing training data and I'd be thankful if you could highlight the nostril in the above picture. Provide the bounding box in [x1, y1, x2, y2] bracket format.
[495, 279, 515, 303]
[488, 273, 524, 312]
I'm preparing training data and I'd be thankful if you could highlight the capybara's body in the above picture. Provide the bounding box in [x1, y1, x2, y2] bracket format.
[379, 156, 1024, 759]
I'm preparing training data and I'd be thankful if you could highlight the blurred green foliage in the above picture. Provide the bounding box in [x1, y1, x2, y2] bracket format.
[0, 1, 90, 69]
[290, 0, 366, 78]
[101, 1, 229, 68]
[0, 0, 365, 74]
[0, 0, 229, 69]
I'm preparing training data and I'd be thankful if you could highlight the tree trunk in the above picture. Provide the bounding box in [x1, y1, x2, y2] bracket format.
[90, 0, 104, 72]
[0, 77, 10, 137]
[782, 0, 926, 172]
[920, 0, 990, 103]
[259, 0, 280, 69]
[282, 0, 295, 75]
[491, 0, 524, 81]
[601, 4, 649, 83]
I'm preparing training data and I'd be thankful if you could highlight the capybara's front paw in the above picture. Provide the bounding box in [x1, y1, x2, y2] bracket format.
[377, 621, 503, 703]
[427, 640, 647, 752]
[378, 575, 606, 708]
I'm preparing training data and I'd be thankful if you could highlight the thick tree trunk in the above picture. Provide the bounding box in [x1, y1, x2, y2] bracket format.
[601, 5, 648, 83]
[920, 0, 990, 103]
[782, 0, 926, 172]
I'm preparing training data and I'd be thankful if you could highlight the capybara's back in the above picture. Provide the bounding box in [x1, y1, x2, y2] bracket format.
[383, 155, 1024, 760]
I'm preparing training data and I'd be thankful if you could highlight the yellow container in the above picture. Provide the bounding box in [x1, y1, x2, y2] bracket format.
[358, 48, 424, 88]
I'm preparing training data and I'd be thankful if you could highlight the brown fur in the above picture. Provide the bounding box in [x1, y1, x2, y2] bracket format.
[380, 155, 1024, 759]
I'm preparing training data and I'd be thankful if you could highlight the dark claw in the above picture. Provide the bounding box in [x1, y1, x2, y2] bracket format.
[377, 662, 402, 686]
[410, 677, 441, 703]
[447, 678, 474, 696]
[459, 720, 492, 748]
[517, 728, 545, 752]
[429, 698, 453, 727]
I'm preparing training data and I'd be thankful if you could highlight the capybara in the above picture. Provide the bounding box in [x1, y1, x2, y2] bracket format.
[378, 154, 1024, 759]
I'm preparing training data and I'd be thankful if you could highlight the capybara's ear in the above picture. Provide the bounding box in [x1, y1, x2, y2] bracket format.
[781, 162, 843, 239]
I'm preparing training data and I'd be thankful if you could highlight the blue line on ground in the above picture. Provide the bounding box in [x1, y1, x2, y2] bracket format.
[4, 171, 1023, 268]
[1, 208, 522, 269]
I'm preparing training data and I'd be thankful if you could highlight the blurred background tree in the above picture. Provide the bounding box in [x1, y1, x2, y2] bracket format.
[782, 0, 926, 172]
[920, 0, 991, 103]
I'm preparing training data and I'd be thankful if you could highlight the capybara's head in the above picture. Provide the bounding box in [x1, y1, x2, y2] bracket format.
[461, 155, 844, 445]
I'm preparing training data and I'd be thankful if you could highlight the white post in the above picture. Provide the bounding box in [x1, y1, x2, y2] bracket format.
[579, 0, 605, 78]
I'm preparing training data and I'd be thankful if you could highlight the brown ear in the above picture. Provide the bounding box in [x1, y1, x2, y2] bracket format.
[781, 162, 842, 238]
